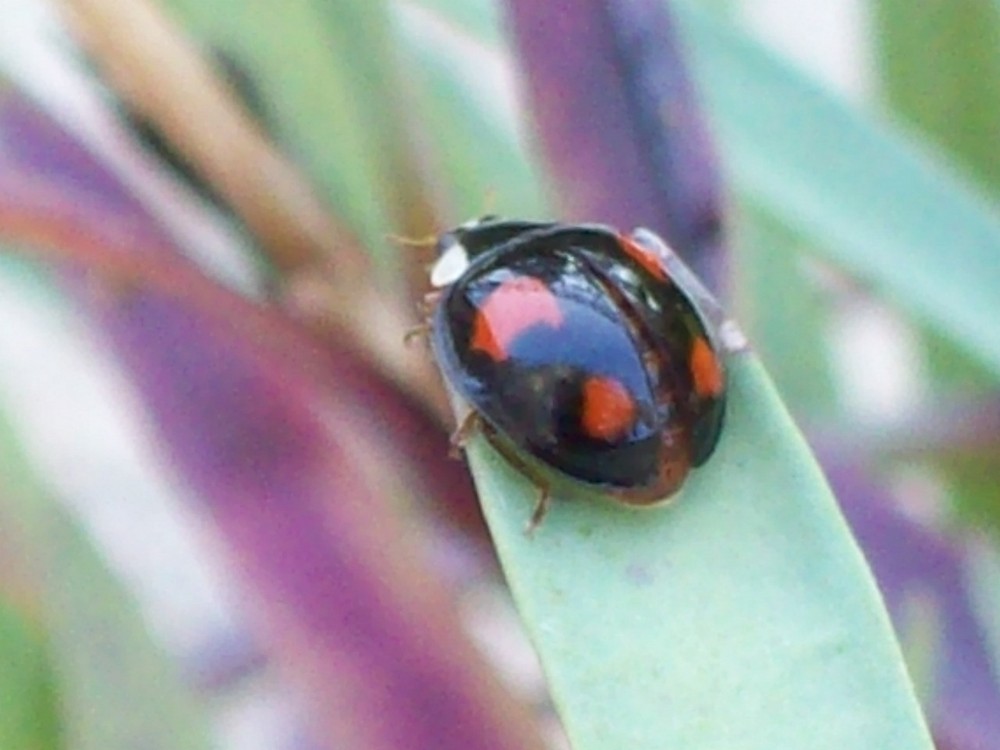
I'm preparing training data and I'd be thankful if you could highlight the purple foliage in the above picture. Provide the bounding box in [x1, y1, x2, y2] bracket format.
[830, 462, 1000, 750]
[0, 86, 540, 750]
[502, 0, 727, 289]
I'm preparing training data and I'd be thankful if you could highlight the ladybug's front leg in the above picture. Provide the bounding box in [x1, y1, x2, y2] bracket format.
[525, 487, 551, 537]
[403, 322, 432, 345]
[403, 290, 444, 346]
[449, 410, 481, 459]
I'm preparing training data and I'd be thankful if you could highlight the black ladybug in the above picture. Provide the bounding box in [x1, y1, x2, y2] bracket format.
[426, 218, 727, 529]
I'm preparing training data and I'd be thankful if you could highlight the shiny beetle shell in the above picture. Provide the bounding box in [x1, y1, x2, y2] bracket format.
[428, 218, 726, 504]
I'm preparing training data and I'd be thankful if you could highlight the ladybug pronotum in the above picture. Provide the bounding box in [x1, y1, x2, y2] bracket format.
[424, 217, 728, 530]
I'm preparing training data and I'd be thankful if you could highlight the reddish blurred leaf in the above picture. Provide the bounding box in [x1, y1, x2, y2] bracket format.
[0, 83, 538, 749]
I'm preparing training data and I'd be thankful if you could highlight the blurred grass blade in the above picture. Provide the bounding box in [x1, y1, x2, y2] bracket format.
[675, 2, 1000, 378]
[146, 0, 436, 258]
[874, 0, 1000, 199]
[61, 0, 366, 277]
[0, 595, 59, 750]
[733, 204, 838, 418]
[502, 0, 727, 287]
[0, 77, 475, 532]
[0, 403, 212, 750]
[392, 1, 548, 221]
[830, 462, 1000, 750]
[467, 355, 932, 749]
[873, 0, 1000, 392]
[872, 0, 1000, 545]
[401, 0, 505, 44]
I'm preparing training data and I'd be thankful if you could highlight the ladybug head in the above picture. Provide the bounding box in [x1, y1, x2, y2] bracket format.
[429, 217, 558, 288]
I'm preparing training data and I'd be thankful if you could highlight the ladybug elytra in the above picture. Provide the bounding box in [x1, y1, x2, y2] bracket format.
[424, 218, 727, 529]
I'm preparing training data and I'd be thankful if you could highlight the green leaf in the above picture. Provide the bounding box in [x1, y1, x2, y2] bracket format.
[0, 596, 60, 750]
[468, 354, 932, 749]
[675, 2, 1000, 380]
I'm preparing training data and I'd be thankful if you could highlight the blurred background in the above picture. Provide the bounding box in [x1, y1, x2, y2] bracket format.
[0, 0, 997, 748]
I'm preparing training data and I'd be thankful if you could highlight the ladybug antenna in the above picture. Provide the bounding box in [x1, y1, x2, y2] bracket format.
[386, 232, 438, 248]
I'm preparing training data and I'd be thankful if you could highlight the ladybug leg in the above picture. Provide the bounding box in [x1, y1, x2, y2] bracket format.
[405, 291, 443, 346]
[403, 322, 432, 346]
[420, 290, 443, 314]
[449, 411, 480, 459]
[524, 486, 551, 536]
[386, 232, 438, 248]
[484, 434, 553, 535]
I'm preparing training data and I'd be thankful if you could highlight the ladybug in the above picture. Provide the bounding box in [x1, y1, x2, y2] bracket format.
[425, 217, 727, 529]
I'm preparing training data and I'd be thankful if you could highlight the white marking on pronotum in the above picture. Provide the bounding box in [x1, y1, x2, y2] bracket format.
[430, 238, 471, 288]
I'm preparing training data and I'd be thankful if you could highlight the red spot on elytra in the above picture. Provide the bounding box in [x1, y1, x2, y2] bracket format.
[690, 337, 724, 398]
[580, 376, 636, 441]
[471, 276, 563, 361]
[618, 235, 668, 281]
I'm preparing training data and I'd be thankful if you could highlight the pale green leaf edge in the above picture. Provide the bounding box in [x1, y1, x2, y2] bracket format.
[467, 355, 932, 750]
